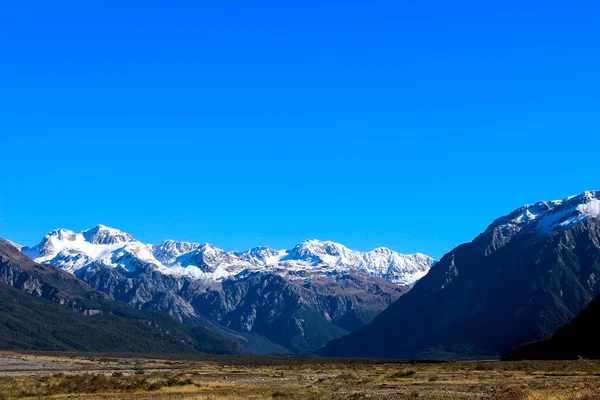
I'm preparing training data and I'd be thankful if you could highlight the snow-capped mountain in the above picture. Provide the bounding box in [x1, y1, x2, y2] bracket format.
[318, 190, 600, 360]
[231, 240, 433, 285]
[23, 225, 434, 285]
[23, 225, 174, 276]
[282, 240, 432, 284]
[482, 190, 600, 255]
[20, 225, 429, 354]
[234, 246, 286, 267]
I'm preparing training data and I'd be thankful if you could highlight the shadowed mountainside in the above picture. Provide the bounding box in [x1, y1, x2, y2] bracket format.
[503, 293, 600, 360]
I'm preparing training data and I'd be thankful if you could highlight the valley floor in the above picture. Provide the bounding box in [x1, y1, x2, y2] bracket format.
[0, 352, 599, 399]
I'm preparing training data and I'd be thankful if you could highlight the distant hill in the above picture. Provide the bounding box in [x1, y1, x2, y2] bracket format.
[318, 191, 600, 359]
[0, 238, 242, 354]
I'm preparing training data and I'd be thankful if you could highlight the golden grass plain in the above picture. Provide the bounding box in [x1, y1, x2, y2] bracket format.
[0, 352, 599, 399]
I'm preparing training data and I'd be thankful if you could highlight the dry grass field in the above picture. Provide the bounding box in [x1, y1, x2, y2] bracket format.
[1, 352, 600, 399]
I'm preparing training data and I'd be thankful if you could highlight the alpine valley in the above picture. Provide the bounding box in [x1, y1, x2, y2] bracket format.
[18, 228, 434, 354]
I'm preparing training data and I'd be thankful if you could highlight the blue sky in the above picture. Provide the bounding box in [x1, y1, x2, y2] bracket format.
[1, 1, 599, 258]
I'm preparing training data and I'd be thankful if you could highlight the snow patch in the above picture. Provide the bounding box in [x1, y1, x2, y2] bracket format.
[487, 190, 600, 236]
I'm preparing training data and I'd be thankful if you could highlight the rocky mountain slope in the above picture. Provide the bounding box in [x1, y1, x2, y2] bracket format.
[318, 190, 600, 359]
[20, 227, 429, 354]
[0, 238, 242, 354]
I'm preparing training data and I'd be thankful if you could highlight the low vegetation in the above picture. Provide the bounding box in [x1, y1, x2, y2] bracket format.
[1, 353, 600, 399]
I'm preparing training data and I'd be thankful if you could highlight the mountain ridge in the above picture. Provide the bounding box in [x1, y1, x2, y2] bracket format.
[317, 190, 600, 359]
[0, 238, 243, 354]
[23, 227, 434, 286]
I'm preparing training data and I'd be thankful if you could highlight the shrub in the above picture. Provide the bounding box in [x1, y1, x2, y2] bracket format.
[388, 369, 417, 379]
[475, 362, 494, 371]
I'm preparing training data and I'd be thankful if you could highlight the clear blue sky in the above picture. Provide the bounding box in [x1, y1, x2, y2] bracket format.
[1, 1, 599, 258]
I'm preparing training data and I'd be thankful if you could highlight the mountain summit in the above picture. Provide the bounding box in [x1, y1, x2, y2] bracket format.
[318, 190, 600, 359]
[483, 190, 600, 243]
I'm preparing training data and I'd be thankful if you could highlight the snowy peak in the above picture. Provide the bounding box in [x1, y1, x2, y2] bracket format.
[151, 241, 250, 280]
[574, 190, 600, 218]
[22, 224, 165, 275]
[233, 246, 282, 266]
[48, 228, 77, 242]
[285, 240, 353, 265]
[29, 228, 77, 257]
[187, 243, 242, 272]
[153, 240, 201, 265]
[25, 225, 133, 259]
[357, 250, 434, 284]
[276, 239, 434, 285]
[82, 224, 133, 245]
[486, 190, 600, 236]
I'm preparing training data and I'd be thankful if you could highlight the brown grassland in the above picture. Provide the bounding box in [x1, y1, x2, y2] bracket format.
[0, 352, 600, 399]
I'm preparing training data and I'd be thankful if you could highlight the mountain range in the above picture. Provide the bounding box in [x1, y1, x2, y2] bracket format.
[318, 190, 600, 359]
[22, 228, 432, 286]
[4, 189, 600, 360]
[18, 229, 433, 354]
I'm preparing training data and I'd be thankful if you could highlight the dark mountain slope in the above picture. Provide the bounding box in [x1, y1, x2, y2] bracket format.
[0, 238, 242, 354]
[0, 238, 109, 309]
[318, 191, 600, 359]
[0, 282, 229, 352]
[503, 293, 600, 360]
